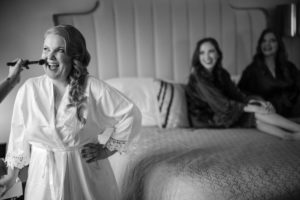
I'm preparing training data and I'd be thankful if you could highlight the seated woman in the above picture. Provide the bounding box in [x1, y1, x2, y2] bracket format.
[238, 28, 300, 118]
[185, 37, 300, 140]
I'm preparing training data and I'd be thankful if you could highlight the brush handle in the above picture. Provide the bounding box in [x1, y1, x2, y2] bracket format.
[6, 59, 46, 66]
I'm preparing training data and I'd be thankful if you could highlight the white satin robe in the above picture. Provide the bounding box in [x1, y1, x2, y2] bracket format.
[5, 75, 141, 200]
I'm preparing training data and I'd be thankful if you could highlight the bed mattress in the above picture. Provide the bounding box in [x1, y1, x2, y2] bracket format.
[120, 127, 300, 200]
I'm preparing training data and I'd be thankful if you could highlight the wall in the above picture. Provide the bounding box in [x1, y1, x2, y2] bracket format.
[0, 0, 96, 142]
[230, 0, 298, 8]
[230, 0, 300, 69]
[0, 0, 299, 143]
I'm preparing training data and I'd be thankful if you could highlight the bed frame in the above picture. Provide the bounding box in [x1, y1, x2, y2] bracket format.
[53, 0, 267, 83]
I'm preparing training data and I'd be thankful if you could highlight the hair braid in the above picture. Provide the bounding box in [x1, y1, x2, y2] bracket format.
[67, 60, 89, 124]
[46, 25, 91, 124]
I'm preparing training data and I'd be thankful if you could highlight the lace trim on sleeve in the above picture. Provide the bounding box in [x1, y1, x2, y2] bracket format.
[5, 152, 30, 169]
[105, 137, 127, 153]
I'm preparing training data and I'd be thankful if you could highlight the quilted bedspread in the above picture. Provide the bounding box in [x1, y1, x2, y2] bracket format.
[120, 127, 300, 200]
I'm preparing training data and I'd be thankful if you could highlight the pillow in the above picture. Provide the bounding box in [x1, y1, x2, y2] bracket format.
[154, 79, 190, 128]
[105, 78, 160, 127]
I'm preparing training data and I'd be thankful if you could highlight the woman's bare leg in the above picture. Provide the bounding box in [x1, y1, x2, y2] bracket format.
[255, 120, 294, 140]
[255, 113, 300, 132]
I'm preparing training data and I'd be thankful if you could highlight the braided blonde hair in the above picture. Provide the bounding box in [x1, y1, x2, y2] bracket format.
[45, 25, 90, 123]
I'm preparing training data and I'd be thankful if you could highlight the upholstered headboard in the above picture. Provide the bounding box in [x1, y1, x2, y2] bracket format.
[53, 0, 267, 83]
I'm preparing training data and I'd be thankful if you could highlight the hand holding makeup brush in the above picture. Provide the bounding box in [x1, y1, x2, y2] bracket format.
[0, 58, 31, 103]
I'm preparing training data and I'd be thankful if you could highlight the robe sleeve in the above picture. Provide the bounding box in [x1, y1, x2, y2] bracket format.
[238, 64, 283, 96]
[93, 80, 141, 153]
[221, 69, 263, 103]
[187, 72, 245, 128]
[220, 69, 249, 102]
[5, 84, 31, 169]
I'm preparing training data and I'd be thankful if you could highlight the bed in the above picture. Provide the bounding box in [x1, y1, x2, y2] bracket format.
[121, 127, 300, 200]
[53, 0, 300, 199]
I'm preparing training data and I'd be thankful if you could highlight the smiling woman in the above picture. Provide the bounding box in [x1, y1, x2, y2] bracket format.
[0, 24, 141, 200]
[198, 42, 219, 73]
[238, 28, 300, 118]
[42, 34, 72, 82]
[42, 33, 74, 112]
[185, 37, 300, 140]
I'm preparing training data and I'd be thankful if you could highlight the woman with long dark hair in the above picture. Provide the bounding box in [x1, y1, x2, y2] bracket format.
[185, 37, 300, 140]
[238, 28, 300, 118]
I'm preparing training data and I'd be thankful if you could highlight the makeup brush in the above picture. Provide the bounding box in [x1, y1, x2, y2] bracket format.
[6, 59, 46, 66]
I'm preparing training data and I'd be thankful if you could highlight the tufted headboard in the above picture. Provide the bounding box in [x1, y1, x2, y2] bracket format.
[53, 0, 267, 83]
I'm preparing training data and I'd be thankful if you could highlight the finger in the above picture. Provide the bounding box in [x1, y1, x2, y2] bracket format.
[10, 58, 19, 63]
[248, 100, 256, 105]
[20, 60, 30, 70]
[82, 143, 103, 152]
[86, 156, 95, 163]
[81, 148, 99, 159]
[259, 101, 267, 108]
[82, 154, 97, 163]
[244, 105, 255, 112]
[82, 154, 94, 160]
[81, 147, 98, 155]
[23, 65, 30, 70]
[81, 143, 104, 161]
[81, 149, 94, 157]
[16, 59, 22, 66]
[83, 142, 104, 147]
[82, 143, 98, 148]
[81, 144, 95, 152]
[243, 105, 251, 112]
[86, 156, 98, 163]
[81, 152, 91, 158]
[9, 58, 21, 67]
[82, 152, 97, 162]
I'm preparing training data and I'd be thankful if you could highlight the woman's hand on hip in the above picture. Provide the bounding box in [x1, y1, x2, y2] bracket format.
[81, 143, 116, 163]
